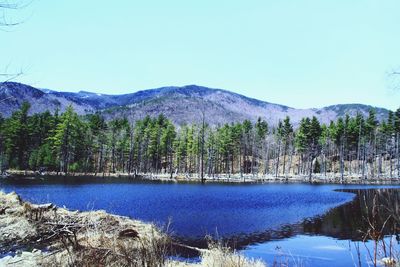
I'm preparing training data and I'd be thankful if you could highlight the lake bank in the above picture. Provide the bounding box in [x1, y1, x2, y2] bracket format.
[0, 191, 266, 267]
[4, 169, 400, 185]
[2, 181, 400, 266]
[0, 191, 174, 266]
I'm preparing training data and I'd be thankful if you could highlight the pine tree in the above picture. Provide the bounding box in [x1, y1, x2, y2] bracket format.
[0, 113, 5, 172]
[295, 118, 310, 175]
[3, 102, 31, 169]
[87, 113, 108, 173]
[161, 121, 176, 177]
[280, 116, 293, 176]
[394, 108, 400, 177]
[308, 116, 322, 181]
[49, 105, 83, 173]
[1, 102, 400, 182]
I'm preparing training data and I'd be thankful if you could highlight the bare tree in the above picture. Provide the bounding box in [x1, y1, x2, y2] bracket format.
[200, 109, 206, 183]
[386, 69, 400, 94]
[0, 1, 28, 26]
[0, 1, 28, 80]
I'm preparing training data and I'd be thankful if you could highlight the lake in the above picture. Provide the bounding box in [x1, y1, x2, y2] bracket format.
[1, 177, 399, 267]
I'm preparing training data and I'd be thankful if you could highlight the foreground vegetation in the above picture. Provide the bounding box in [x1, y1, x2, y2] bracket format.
[0, 191, 266, 267]
[1, 103, 400, 182]
[2, 190, 400, 267]
[0, 191, 171, 266]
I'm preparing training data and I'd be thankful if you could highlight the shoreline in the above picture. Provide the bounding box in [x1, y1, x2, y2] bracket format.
[0, 191, 266, 267]
[2, 183, 399, 266]
[3, 169, 400, 185]
[0, 191, 176, 266]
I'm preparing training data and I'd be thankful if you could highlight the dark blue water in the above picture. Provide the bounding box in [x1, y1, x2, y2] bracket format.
[1, 180, 399, 266]
[1, 182, 355, 237]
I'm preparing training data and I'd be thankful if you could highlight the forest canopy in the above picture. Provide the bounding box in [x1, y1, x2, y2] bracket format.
[0, 103, 400, 181]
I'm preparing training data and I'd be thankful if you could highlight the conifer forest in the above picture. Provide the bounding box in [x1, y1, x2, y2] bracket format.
[1, 102, 400, 182]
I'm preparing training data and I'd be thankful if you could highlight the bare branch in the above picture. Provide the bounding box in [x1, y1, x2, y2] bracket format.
[385, 68, 400, 93]
[0, 1, 31, 82]
[0, 69, 24, 82]
[0, 0, 31, 10]
[0, 0, 31, 27]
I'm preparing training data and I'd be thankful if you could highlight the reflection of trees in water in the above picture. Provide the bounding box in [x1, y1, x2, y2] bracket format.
[180, 189, 400, 253]
[305, 189, 400, 241]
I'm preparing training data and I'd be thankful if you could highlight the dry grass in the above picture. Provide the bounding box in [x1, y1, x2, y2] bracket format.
[1, 191, 268, 267]
[41, 227, 171, 267]
[190, 239, 266, 267]
[0, 191, 171, 266]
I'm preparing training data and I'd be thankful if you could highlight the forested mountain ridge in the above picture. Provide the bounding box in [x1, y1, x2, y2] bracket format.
[0, 82, 95, 116]
[0, 82, 390, 125]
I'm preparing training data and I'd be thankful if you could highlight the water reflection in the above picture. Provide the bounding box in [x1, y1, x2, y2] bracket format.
[304, 188, 400, 241]
[2, 178, 400, 263]
[180, 188, 400, 253]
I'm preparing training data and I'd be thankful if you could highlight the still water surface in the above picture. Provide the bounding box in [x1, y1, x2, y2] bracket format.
[1, 178, 399, 266]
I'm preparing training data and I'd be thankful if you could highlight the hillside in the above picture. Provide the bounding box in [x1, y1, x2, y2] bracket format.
[0, 82, 390, 126]
[0, 83, 95, 116]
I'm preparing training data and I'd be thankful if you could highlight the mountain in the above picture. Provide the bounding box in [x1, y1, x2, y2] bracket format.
[0, 83, 95, 116]
[0, 82, 390, 126]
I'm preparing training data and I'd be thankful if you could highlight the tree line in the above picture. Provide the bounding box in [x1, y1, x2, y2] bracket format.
[1, 102, 400, 182]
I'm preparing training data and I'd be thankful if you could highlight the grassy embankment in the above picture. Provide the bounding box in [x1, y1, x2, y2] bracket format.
[0, 191, 265, 267]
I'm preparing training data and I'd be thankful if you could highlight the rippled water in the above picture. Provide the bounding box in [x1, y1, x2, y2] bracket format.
[1, 178, 399, 266]
[0, 180, 355, 236]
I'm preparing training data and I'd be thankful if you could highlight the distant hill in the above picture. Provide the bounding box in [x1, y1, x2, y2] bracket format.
[0, 83, 94, 116]
[0, 82, 390, 126]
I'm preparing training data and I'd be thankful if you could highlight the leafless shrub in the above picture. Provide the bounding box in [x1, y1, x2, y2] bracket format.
[358, 191, 400, 267]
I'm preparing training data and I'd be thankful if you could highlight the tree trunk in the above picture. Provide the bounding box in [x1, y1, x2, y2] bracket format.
[275, 140, 281, 178]
[340, 143, 344, 183]
[362, 143, 367, 179]
[288, 145, 294, 176]
[397, 133, 400, 179]
[308, 154, 313, 183]
[282, 141, 287, 177]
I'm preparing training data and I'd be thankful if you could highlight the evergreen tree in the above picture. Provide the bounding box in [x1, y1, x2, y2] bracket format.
[279, 116, 293, 176]
[161, 121, 176, 177]
[3, 102, 31, 169]
[1, 103, 399, 182]
[49, 105, 83, 173]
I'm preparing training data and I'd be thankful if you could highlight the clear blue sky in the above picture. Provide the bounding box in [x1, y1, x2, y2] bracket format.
[2, 0, 400, 110]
